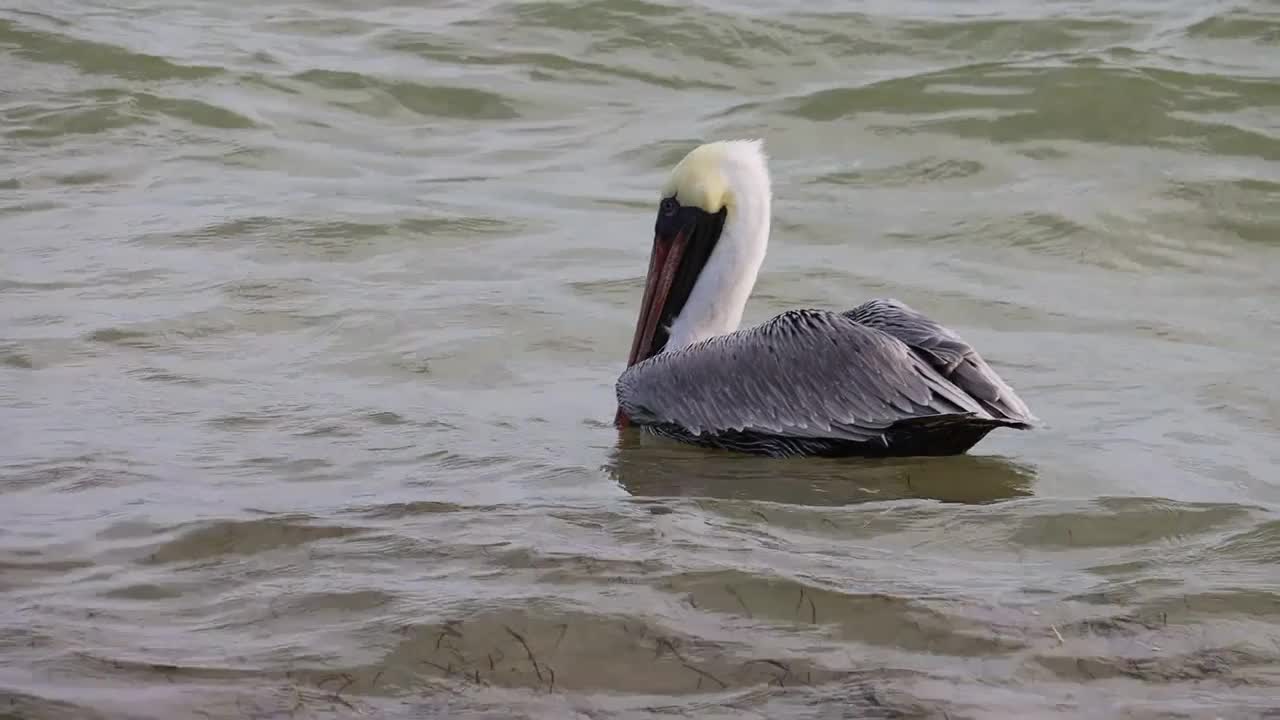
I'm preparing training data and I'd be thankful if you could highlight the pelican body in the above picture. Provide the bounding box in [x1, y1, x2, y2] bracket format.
[614, 140, 1038, 458]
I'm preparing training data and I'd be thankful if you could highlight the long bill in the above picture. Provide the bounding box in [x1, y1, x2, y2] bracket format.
[615, 230, 688, 427]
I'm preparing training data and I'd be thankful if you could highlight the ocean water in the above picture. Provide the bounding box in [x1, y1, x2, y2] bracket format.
[2, 0, 1280, 717]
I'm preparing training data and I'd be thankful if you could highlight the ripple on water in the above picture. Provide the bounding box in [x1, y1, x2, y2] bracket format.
[372, 605, 854, 695]
[770, 57, 1280, 161]
[145, 214, 521, 262]
[4, 502, 1278, 717]
[491, 0, 786, 88]
[140, 517, 366, 565]
[348, 500, 469, 519]
[0, 18, 223, 81]
[1034, 647, 1268, 684]
[0, 454, 158, 495]
[4, 91, 254, 148]
[1184, 9, 1280, 43]
[3, 95, 148, 142]
[377, 31, 714, 91]
[83, 305, 333, 356]
[288, 69, 521, 120]
[1165, 177, 1280, 247]
[0, 342, 36, 369]
[127, 91, 256, 130]
[812, 156, 987, 188]
[664, 570, 1026, 657]
[1208, 519, 1280, 564]
[99, 583, 185, 601]
[1006, 497, 1258, 550]
[895, 16, 1142, 53]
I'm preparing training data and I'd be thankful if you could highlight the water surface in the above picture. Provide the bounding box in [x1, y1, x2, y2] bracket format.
[3, 0, 1280, 717]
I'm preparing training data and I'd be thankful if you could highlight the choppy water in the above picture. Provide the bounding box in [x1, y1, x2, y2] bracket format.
[3, 0, 1280, 717]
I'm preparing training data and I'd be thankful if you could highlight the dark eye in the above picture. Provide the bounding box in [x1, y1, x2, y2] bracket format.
[660, 197, 678, 216]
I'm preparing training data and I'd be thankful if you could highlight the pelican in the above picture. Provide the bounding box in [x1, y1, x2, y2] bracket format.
[614, 139, 1039, 458]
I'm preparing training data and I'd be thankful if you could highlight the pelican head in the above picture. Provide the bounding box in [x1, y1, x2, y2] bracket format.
[618, 139, 773, 426]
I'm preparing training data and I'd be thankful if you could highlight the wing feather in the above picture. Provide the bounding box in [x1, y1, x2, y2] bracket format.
[843, 298, 1038, 424]
[616, 308, 993, 443]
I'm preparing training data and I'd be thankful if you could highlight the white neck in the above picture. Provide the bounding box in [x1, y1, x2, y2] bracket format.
[665, 143, 771, 351]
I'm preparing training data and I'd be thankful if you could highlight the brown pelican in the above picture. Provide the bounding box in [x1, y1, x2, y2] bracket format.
[614, 139, 1038, 458]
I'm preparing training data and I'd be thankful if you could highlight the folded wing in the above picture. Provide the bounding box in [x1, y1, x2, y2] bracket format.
[843, 298, 1038, 425]
[616, 308, 1011, 444]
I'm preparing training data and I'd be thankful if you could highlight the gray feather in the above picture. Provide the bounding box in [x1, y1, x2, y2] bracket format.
[616, 307, 1023, 446]
[843, 298, 1038, 425]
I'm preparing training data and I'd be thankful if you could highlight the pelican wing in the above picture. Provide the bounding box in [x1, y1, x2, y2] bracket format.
[616, 308, 995, 443]
[843, 298, 1038, 424]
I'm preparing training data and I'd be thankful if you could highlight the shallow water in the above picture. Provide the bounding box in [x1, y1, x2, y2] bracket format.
[3, 0, 1280, 717]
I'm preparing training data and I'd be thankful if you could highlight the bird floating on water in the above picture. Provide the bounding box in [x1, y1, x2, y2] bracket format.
[613, 139, 1038, 458]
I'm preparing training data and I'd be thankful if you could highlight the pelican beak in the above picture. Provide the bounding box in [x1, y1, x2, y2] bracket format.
[615, 198, 727, 428]
[615, 227, 689, 427]
[626, 228, 690, 368]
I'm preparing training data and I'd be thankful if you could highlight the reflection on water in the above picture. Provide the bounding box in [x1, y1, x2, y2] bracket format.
[606, 433, 1037, 506]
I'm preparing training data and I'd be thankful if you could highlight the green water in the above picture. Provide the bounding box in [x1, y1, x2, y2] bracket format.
[2, 0, 1279, 717]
